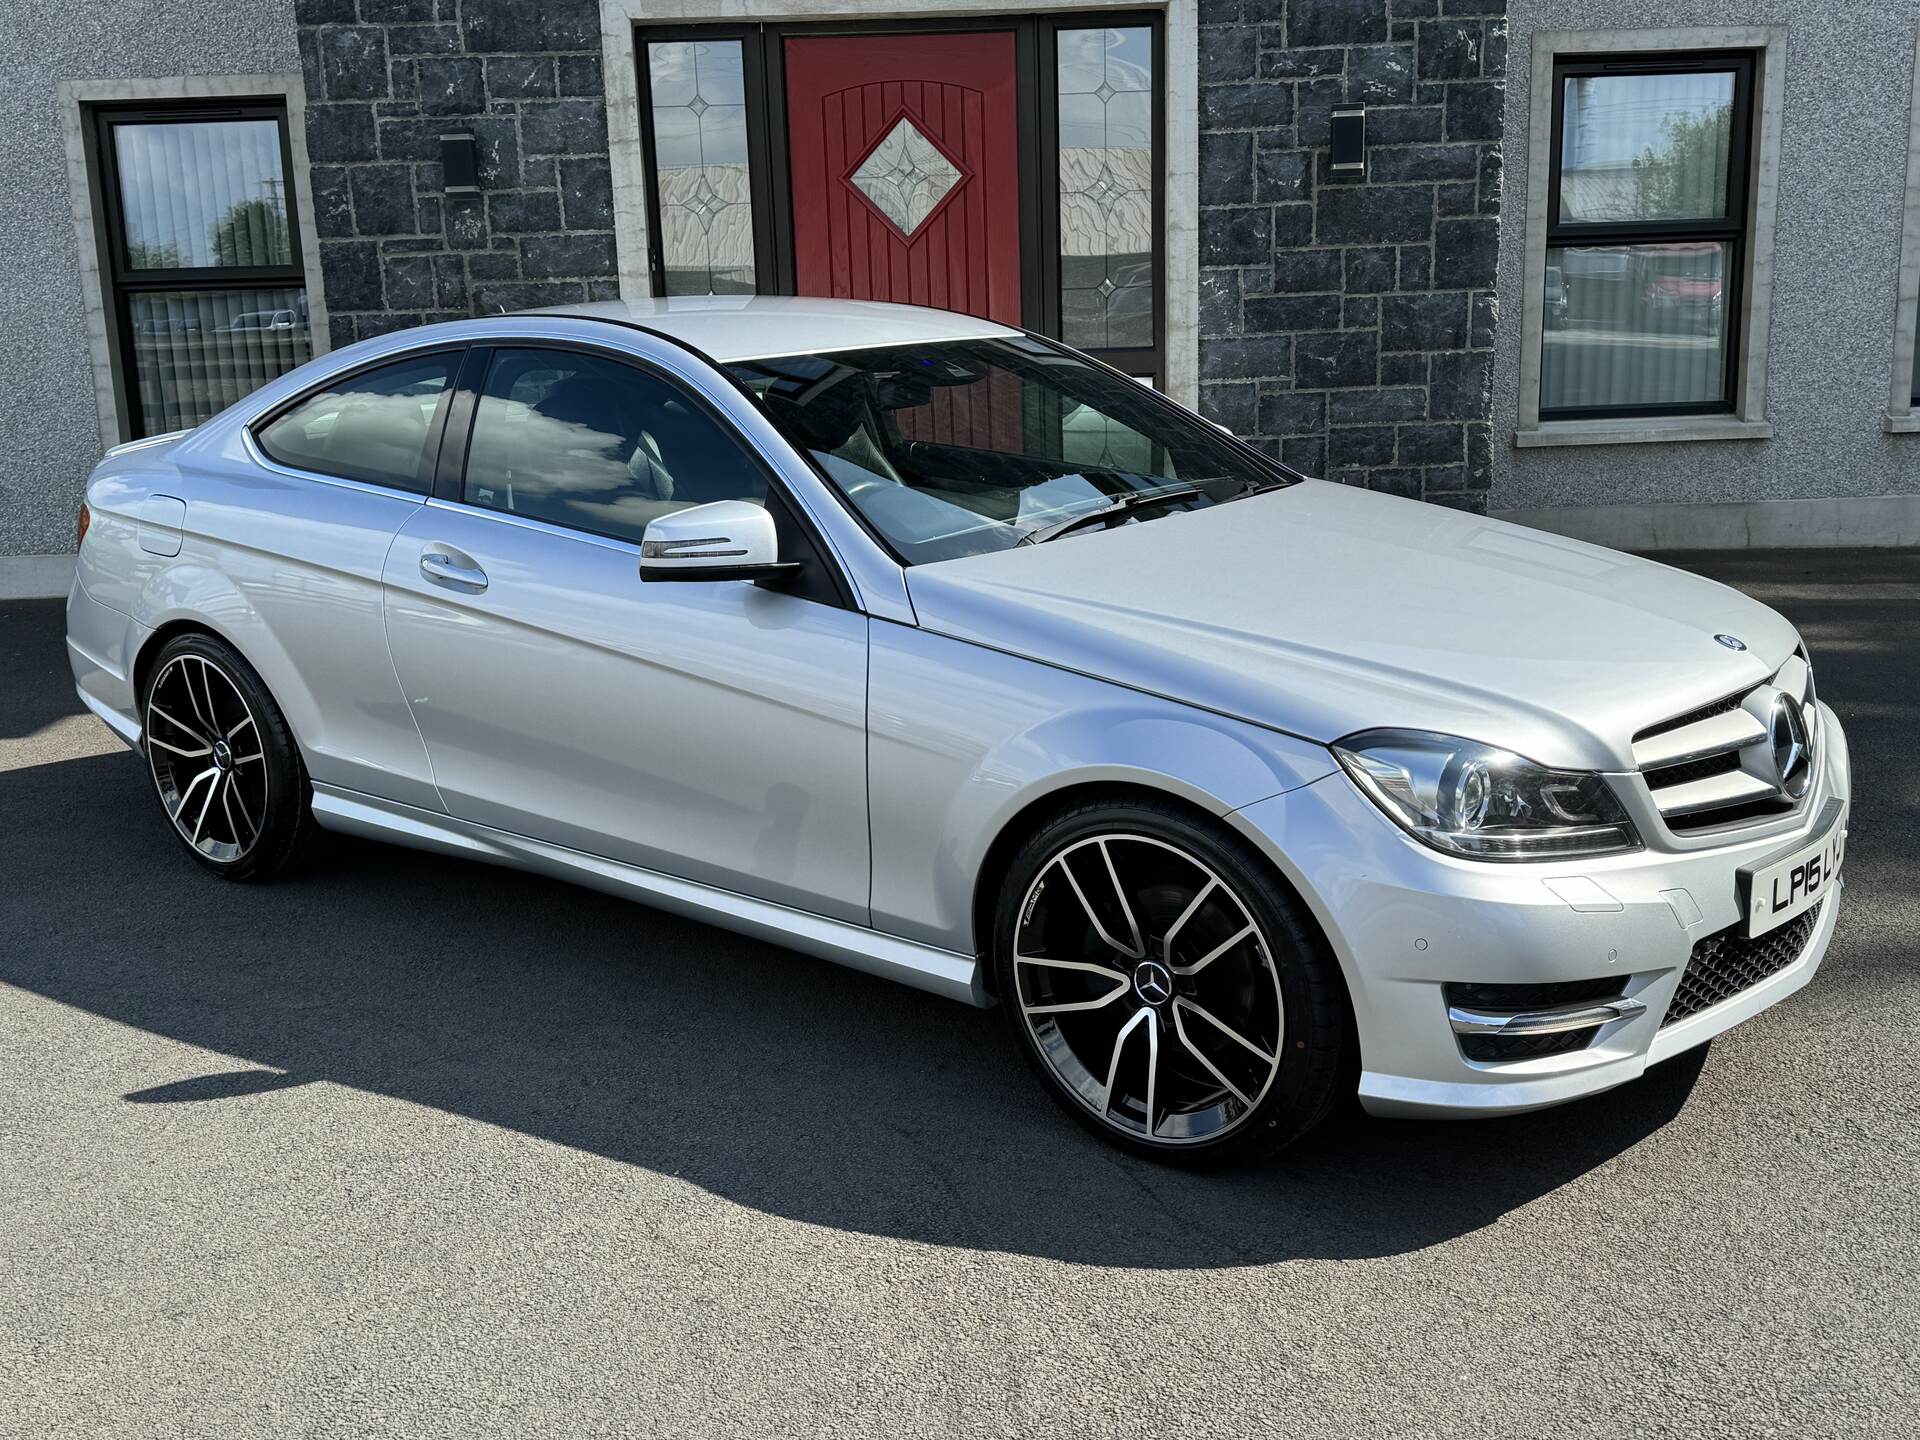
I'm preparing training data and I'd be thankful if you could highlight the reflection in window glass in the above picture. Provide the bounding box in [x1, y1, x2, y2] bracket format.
[1558, 71, 1735, 224]
[257, 352, 451, 490]
[130, 287, 314, 435]
[1057, 26, 1153, 350]
[1541, 242, 1728, 412]
[648, 40, 757, 294]
[113, 120, 292, 269]
[464, 349, 763, 543]
[729, 338, 1287, 566]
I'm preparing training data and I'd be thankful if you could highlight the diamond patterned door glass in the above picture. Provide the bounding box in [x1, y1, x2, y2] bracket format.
[849, 118, 964, 238]
[1057, 26, 1153, 350]
[648, 40, 757, 294]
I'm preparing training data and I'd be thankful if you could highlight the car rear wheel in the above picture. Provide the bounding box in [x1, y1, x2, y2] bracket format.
[142, 633, 314, 881]
[993, 797, 1351, 1166]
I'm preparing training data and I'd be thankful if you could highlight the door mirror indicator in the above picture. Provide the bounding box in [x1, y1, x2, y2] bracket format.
[640, 500, 799, 583]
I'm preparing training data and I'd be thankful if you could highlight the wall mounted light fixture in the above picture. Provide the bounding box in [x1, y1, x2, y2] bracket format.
[440, 132, 479, 194]
[1330, 106, 1367, 176]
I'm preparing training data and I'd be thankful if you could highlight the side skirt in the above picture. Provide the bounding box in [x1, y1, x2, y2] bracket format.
[308, 784, 989, 1008]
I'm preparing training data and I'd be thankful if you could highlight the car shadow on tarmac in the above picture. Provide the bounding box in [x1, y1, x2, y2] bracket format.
[3, 737, 1713, 1270]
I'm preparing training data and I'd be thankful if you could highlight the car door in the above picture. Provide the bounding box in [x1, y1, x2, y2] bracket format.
[379, 340, 872, 924]
[233, 346, 463, 811]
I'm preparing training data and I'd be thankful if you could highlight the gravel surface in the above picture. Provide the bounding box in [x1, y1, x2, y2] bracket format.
[2, 548, 1915, 1438]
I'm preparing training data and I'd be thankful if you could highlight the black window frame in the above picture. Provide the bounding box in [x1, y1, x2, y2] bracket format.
[84, 96, 311, 440]
[250, 345, 464, 496]
[1543, 50, 1757, 423]
[631, 11, 1166, 387]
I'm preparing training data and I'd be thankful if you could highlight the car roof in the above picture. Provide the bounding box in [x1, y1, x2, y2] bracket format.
[538, 295, 1022, 364]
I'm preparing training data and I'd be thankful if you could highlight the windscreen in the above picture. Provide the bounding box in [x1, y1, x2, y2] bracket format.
[728, 336, 1295, 564]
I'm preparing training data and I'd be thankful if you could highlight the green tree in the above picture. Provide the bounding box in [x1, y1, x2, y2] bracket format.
[1632, 105, 1732, 220]
[208, 197, 291, 268]
[124, 239, 183, 268]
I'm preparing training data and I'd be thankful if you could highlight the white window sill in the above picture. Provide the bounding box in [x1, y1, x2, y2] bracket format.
[1884, 411, 1920, 434]
[1513, 417, 1774, 449]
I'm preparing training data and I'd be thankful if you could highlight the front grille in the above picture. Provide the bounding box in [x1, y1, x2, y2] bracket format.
[1632, 652, 1816, 834]
[1663, 902, 1823, 1027]
[1637, 691, 1745, 740]
[1444, 978, 1623, 1063]
[1642, 749, 1743, 792]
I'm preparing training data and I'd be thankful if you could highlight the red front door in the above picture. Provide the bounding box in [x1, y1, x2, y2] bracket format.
[783, 32, 1022, 323]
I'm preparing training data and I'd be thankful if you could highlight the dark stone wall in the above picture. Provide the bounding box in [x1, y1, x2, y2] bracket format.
[1197, 0, 1506, 511]
[294, 0, 618, 347]
[296, 0, 1505, 512]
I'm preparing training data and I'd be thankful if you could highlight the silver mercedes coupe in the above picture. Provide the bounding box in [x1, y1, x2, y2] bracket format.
[66, 297, 1850, 1164]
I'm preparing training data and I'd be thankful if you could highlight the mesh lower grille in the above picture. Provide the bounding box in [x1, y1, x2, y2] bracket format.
[1643, 750, 1744, 791]
[1664, 902, 1823, 1027]
[1458, 1030, 1596, 1063]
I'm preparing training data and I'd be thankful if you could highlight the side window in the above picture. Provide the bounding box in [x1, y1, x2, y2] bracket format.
[462, 347, 766, 544]
[256, 353, 455, 491]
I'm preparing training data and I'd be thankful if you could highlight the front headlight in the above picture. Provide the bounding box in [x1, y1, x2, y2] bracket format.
[1332, 729, 1640, 862]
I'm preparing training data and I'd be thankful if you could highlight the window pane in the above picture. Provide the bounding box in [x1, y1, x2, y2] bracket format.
[1057, 26, 1154, 350]
[729, 337, 1285, 566]
[1558, 71, 1735, 224]
[648, 40, 756, 294]
[128, 287, 314, 437]
[256, 351, 452, 490]
[464, 349, 763, 543]
[1541, 242, 1729, 413]
[112, 119, 293, 269]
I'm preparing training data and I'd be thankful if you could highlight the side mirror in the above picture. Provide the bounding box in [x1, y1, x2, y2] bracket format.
[639, 499, 800, 583]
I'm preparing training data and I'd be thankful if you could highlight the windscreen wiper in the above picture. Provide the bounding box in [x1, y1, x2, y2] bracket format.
[1017, 485, 1204, 546]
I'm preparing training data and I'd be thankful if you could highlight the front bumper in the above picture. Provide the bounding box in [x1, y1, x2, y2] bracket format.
[1229, 703, 1851, 1119]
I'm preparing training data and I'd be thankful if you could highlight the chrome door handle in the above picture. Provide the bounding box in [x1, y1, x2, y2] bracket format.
[419, 551, 488, 593]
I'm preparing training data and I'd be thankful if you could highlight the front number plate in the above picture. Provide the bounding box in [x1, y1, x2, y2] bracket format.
[1742, 809, 1846, 938]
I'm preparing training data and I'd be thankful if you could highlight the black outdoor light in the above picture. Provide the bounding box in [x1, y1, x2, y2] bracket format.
[440, 132, 479, 194]
[1330, 106, 1367, 176]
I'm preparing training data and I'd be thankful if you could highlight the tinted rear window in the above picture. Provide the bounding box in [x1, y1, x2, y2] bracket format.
[257, 352, 455, 491]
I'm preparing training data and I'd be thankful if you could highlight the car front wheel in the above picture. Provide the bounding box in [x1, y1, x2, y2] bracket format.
[993, 797, 1352, 1166]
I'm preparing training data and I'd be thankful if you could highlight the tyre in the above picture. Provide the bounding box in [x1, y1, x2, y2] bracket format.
[140, 632, 315, 881]
[992, 796, 1351, 1166]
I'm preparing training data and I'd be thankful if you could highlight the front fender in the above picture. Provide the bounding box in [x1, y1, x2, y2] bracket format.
[867, 621, 1335, 952]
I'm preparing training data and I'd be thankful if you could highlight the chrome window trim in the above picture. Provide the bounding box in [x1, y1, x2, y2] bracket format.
[420, 495, 644, 558]
[243, 337, 467, 496]
[238, 425, 435, 506]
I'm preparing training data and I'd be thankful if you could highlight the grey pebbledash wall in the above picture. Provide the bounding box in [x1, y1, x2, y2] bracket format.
[294, 0, 620, 347]
[1196, 0, 1506, 512]
[1, 0, 302, 569]
[1491, 0, 1920, 520]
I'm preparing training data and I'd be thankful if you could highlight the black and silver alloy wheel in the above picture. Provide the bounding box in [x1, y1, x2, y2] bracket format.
[146, 652, 268, 864]
[140, 632, 315, 881]
[1014, 834, 1284, 1146]
[995, 798, 1350, 1165]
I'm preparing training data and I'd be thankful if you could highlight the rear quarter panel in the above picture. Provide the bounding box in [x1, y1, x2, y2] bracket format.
[83, 421, 440, 809]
